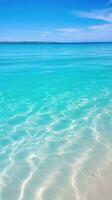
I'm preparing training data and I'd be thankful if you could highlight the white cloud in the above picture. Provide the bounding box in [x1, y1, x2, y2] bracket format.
[56, 28, 81, 33]
[90, 23, 112, 31]
[40, 31, 52, 37]
[74, 8, 112, 23]
[53, 23, 112, 42]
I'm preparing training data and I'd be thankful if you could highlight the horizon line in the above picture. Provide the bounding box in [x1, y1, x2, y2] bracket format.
[0, 41, 112, 44]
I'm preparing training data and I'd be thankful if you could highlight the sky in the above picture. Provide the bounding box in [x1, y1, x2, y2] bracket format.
[0, 0, 112, 42]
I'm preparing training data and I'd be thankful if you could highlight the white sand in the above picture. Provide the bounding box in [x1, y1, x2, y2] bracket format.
[85, 165, 112, 200]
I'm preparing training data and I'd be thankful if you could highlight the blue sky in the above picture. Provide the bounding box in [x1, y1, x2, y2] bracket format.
[0, 0, 112, 42]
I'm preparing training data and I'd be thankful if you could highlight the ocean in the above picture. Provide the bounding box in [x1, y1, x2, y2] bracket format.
[0, 43, 112, 200]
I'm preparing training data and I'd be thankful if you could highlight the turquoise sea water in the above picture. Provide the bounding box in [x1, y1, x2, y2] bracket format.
[0, 43, 112, 200]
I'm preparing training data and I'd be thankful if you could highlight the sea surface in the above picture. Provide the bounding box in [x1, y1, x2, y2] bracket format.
[0, 43, 112, 200]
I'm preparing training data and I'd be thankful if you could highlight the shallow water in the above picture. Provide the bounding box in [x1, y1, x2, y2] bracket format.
[0, 43, 112, 200]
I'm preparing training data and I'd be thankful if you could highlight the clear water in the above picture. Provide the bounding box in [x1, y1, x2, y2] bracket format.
[0, 43, 112, 200]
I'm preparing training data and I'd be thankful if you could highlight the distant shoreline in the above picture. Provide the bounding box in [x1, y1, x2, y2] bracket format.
[0, 41, 112, 45]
